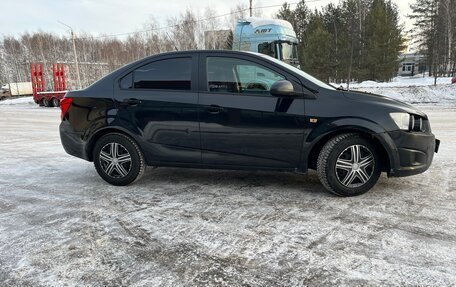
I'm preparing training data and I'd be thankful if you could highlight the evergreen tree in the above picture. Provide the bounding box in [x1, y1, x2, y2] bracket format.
[339, 0, 366, 85]
[302, 12, 332, 82]
[360, 0, 403, 82]
[322, 3, 344, 81]
[410, 0, 439, 77]
[276, 3, 295, 26]
[277, 1, 310, 68]
[410, 0, 456, 80]
[277, 0, 403, 83]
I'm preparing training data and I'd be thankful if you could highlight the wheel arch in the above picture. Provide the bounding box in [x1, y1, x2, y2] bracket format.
[85, 127, 141, 162]
[305, 125, 392, 173]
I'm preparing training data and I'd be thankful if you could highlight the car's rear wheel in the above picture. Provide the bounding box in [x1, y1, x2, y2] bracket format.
[93, 133, 145, 186]
[317, 133, 381, 196]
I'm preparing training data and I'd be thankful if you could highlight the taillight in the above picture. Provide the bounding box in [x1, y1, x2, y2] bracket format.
[60, 97, 73, 120]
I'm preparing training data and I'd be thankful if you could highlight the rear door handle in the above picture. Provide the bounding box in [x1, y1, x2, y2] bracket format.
[208, 105, 223, 114]
[122, 98, 142, 105]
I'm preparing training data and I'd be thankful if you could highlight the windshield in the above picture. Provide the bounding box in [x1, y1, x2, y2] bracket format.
[278, 41, 299, 67]
[280, 42, 298, 60]
[259, 54, 336, 91]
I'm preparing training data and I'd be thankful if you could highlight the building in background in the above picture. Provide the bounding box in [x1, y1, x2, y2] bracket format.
[398, 53, 427, 77]
[397, 34, 428, 77]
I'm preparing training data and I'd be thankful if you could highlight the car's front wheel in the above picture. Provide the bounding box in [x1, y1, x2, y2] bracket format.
[93, 133, 145, 186]
[317, 133, 381, 196]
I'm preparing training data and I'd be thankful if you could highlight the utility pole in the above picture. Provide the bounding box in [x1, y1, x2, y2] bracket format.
[249, 0, 253, 17]
[58, 21, 82, 89]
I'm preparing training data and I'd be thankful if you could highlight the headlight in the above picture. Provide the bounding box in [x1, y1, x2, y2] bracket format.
[390, 113, 424, 132]
[390, 112, 411, 130]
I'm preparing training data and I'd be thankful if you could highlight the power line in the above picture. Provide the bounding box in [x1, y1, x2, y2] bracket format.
[78, 0, 329, 40]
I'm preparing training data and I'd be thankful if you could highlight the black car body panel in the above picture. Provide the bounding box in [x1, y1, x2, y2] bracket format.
[113, 53, 200, 165]
[197, 51, 307, 168]
[60, 50, 438, 180]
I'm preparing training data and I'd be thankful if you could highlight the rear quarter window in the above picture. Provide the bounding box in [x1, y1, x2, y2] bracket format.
[133, 58, 191, 90]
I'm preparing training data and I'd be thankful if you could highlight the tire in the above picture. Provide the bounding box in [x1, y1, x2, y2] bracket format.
[52, 98, 60, 107]
[317, 133, 381, 196]
[39, 99, 45, 107]
[93, 133, 145, 186]
[42, 98, 51, 107]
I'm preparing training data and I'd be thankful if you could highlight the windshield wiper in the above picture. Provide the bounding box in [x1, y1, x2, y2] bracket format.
[330, 83, 347, 91]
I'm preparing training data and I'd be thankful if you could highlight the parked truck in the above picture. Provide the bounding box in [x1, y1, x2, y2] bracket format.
[0, 84, 8, 100]
[30, 63, 68, 107]
[0, 82, 33, 100]
[232, 17, 299, 66]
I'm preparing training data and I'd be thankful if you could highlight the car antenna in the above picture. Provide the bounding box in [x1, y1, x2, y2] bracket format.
[165, 32, 179, 51]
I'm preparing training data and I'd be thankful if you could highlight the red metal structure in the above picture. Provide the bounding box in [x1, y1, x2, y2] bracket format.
[452, 76, 456, 84]
[30, 63, 68, 107]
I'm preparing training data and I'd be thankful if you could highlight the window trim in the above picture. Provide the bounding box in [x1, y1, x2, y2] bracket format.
[118, 56, 193, 92]
[119, 72, 133, 89]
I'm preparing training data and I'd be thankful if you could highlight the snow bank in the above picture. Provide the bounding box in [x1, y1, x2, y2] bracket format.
[352, 84, 456, 105]
[329, 76, 456, 106]
[342, 76, 454, 88]
[0, 96, 34, 105]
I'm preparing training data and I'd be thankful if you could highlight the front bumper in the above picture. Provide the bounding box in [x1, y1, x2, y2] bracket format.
[385, 130, 439, 177]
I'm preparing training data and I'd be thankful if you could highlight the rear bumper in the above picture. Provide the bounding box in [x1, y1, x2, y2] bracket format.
[59, 121, 90, 161]
[384, 130, 439, 177]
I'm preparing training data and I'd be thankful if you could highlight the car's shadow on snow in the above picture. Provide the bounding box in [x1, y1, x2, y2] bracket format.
[140, 167, 326, 191]
[70, 164, 398, 200]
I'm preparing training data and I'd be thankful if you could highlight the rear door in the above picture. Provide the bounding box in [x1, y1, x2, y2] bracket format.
[114, 53, 200, 164]
[198, 53, 306, 168]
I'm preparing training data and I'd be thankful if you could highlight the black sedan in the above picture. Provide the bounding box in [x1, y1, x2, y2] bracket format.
[59, 50, 439, 196]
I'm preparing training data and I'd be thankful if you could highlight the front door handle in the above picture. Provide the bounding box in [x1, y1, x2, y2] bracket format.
[122, 98, 142, 105]
[208, 105, 223, 114]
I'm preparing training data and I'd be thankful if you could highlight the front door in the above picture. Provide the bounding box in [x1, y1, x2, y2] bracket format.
[199, 54, 306, 169]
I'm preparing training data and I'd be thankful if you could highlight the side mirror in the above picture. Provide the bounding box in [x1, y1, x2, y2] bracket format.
[270, 80, 295, 97]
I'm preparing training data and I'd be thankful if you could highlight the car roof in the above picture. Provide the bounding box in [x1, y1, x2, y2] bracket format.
[147, 49, 258, 57]
[117, 50, 266, 73]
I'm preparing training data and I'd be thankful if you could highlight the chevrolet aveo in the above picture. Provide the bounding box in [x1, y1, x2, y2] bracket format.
[59, 50, 439, 196]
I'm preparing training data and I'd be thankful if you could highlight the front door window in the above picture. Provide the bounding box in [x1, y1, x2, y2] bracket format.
[206, 57, 285, 95]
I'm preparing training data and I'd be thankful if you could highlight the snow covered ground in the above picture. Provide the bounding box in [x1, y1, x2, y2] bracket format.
[348, 76, 454, 88]
[332, 76, 456, 106]
[0, 100, 455, 286]
[352, 84, 456, 105]
[0, 96, 35, 106]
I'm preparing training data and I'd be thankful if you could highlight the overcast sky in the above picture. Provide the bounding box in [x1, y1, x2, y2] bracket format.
[1, 0, 414, 38]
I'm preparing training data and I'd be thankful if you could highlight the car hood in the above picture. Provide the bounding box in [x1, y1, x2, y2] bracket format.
[343, 90, 427, 118]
